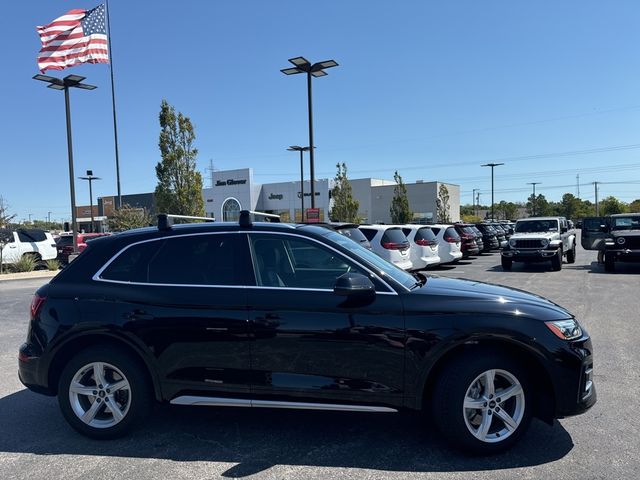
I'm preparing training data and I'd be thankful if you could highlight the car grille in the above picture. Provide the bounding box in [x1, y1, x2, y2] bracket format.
[513, 239, 545, 249]
[617, 236, 640, 249]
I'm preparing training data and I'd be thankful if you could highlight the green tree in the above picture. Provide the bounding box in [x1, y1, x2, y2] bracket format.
[390, 171, 412, 224]
[495, 201, 518, 220]
[599, 196, 627, 216]
[461, 214, 482, 223]
[329, 163, 360, 222]
[628, 199, 640, 213]
[526, 193, 550, 216]
[155, 100, 205, 216]
[436, 184, 451, 222]
[108, 204, 152, 232]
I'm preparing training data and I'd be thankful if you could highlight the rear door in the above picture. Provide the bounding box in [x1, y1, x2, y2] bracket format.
[581, 217, 607, 250]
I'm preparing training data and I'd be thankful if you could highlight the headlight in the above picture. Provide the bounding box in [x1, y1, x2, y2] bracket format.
[509, 238, 516, 247]
[617, 237, 626, 245]
[545, 319, 582, 340]
[540, 238, 549, 247]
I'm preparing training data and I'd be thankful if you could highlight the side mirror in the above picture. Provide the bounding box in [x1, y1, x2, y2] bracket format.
[334, 272, 375, 297]
[600, 225, 608, 233]
[561, 226, 568, 233]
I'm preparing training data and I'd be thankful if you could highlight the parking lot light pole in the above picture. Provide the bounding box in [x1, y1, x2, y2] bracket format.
[281, 57, 338, 209]
[481, 163, 504, 221]
[287, 146, 311, 221]
[527, 182, 541, 216]
[33, 74, 97, 252]
[78, 170, 101, 232]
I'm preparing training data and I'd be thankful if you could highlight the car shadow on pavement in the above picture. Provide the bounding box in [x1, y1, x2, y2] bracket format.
[486, 264, 555, 273]
[0, 389, 574, 477]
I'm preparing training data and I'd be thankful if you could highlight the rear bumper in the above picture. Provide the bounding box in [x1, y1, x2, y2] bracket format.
[18, 343, 54, 396]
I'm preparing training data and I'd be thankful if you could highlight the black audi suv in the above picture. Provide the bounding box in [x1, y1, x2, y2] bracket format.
[19, 212, 595, 453]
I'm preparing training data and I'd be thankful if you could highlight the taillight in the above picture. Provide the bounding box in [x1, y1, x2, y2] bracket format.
[415, 239, 429, 246]
[30, 294, 46, 320]
[382, 242, 409, 250]
[444, 235, 459, 243]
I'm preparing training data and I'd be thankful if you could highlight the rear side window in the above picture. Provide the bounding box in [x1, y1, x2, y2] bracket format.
[17, 229, 47, 243]
[359, 228, 377, 241]
[381, 228, 408, 244]
[57, 236, 73, 246]
[147, 234, 244, 285]
[100, 234, 246, 285]
[444, 227, 461, 241]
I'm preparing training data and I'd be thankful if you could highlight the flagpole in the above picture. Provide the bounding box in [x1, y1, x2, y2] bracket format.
[105, 0, 122, 209]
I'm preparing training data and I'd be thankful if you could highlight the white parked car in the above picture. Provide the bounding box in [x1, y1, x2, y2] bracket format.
[428, 224, 463, 264]
[358, 225, 413, 270]
[0, 228, 57, 266]
[401, 225, 441, 270]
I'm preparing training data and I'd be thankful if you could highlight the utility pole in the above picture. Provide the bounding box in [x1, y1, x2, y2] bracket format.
[472, 188, 478, 216]
[594, 182, 599, 216]
[527, 182, 541, 216]
[47, 211, 52, 225]
[576, 174, 580, 199]
[481, 163, 504, 221]
[476, 192, 481, 217]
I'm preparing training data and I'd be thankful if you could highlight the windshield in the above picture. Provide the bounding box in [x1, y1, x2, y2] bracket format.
[611, 216, 640, 231]
[515, 219, 559, 233]
[323, 231, 416, 290]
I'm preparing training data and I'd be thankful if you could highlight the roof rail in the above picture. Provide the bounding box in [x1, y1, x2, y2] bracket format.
[239, 210, 281, 228]
[157, 214, 215, 231]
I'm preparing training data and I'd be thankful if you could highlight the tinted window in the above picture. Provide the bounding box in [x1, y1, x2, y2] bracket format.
[444, 227, 461, 241]
[17, 229, 47, 242]
[515, 220, 559, 233]
[462, 227, 476, 235]
[147, 234, 243, 285]
[381, 228, 409, 245]
[100, 241, 160, 283]
[57, 236, 73, 246]
[0, 230, 13, 243]
[337, 227, 371, 247]
[359, 228, 377, 241]
[415, 227, 436, 242]
[612, 216, 640, 230]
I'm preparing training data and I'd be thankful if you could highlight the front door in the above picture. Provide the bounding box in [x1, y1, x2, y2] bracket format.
[246, 233, 405, 409]
[581, 217, 607, 250]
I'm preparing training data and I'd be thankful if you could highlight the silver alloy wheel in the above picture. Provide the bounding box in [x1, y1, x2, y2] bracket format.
[462, 369, 525, 443]
[68, 361, 132, 429]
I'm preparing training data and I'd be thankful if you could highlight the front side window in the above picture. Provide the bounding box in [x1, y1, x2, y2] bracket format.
[249, 234, 365, 290]
[515, 220, 559, 233]
[612, 216, 640, 230]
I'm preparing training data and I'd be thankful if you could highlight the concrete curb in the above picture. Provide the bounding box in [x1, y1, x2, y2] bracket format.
[0, 270, 59, 282]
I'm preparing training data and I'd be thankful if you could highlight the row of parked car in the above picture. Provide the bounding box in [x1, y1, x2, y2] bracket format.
[324, 221, 515, 271]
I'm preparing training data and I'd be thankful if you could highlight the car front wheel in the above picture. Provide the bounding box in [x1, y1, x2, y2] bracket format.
[57, 346, 152, 439]
[501, 257, 512, 271]
[432, 352, 532, 453]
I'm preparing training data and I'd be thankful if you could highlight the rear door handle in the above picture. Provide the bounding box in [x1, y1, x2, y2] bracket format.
[125, 311, 155, 321]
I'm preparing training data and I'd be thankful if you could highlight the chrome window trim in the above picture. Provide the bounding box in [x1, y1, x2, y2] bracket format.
[92, 230, 402, 294]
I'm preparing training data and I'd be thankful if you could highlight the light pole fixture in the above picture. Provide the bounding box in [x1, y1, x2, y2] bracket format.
[79, 170, 101, 232]
[527, 182, 541, 216]
[287, 146, 311, 221]
[281, 56, 338, 209]
[481, 162, 504, 221]
[33, 74, 97, 252]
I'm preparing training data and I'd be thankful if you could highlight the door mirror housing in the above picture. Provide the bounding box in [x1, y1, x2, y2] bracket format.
[334, 273, 375, 297]
[600, 225, 609, 233]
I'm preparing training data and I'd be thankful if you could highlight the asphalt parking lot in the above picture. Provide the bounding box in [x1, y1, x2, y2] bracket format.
[1, 241, 639, 480]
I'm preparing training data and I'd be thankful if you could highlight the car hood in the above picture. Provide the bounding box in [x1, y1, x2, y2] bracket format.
[404, 275, 572, 322]
[510, 232, 556, 239]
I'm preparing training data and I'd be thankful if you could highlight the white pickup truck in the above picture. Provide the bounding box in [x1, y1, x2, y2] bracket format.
[500, 216, 576, 271]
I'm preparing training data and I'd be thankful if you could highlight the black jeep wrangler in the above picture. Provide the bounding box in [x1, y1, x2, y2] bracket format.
[581, 214, 640, 272]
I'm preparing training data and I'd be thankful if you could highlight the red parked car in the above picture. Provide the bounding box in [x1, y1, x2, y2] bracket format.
[57, 233, 110, 264]
[453, 224, 480, 258]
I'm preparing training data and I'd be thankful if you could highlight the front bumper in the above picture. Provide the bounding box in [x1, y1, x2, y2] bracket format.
[606, 248, 640, 262]
[502, 247, 559, 262]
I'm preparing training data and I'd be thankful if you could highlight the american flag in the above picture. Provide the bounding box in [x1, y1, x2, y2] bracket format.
[36, 4, 109, 73]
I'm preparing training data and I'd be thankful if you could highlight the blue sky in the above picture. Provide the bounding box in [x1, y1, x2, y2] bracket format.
[2, 0, 640, 223]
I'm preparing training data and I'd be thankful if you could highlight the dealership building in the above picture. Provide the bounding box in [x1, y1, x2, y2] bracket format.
[89, 167, 459, 229]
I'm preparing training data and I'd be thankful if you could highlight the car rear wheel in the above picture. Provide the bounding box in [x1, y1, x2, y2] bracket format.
[58, 346, 152, 439]
[432, 352, 532, 454]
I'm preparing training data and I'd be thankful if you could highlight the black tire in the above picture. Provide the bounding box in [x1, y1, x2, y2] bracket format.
[57, 345, 152, 439]
[431, 351, 533, 454]
[566, 246, 576, 264]
[501, 257, 512, 271]
[604, 253, 615, 272]
[551, 249, 562, 271]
